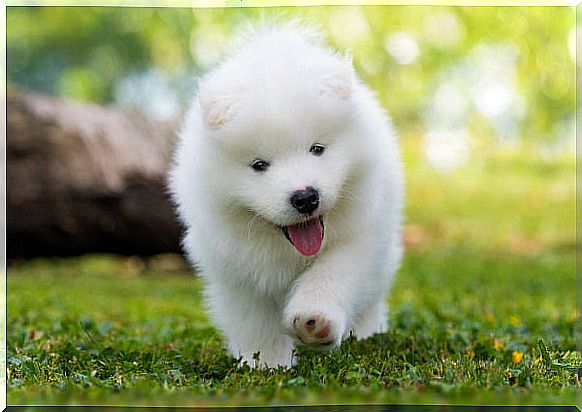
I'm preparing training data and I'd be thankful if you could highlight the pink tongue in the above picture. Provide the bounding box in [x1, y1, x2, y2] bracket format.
[287, 219, 323, 256]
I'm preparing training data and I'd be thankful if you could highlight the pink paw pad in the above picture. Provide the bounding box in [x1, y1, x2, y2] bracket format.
[292, 314, 335, 346]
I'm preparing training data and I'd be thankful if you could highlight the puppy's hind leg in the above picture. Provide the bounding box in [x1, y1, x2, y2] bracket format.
[352, 299, 387, 340]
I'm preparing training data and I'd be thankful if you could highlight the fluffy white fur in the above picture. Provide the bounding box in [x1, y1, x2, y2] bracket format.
[169, 24, 404, 368]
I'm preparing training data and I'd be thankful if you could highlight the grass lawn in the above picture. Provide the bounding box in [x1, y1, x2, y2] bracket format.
[7, 143, 578, 407]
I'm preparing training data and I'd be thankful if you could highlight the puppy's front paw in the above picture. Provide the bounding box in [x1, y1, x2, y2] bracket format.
[287, 312, 345, 350]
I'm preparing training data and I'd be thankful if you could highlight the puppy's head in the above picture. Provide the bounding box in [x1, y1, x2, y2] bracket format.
[195, 29, 366, 256]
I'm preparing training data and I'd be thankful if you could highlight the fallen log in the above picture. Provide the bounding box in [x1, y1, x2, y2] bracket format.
[7, 89, 184, 258]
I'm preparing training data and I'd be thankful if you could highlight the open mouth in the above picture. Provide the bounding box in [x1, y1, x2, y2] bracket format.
[281, 216, 325, 256]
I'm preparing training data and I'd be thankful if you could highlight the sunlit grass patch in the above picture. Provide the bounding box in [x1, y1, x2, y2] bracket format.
[8, 246, 576, 406]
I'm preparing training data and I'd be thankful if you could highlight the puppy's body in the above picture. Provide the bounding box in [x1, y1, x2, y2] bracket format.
[169, 25, 404, 368]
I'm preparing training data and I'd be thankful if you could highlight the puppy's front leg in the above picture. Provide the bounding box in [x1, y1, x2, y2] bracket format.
[207, 280, 295, 368]
[283, 236, 387, 350]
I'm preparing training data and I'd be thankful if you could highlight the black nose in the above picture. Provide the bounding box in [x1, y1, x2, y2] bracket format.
[290, 186, 319, 215]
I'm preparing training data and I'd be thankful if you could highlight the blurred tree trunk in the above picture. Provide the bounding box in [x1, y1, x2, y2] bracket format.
[7, 89, 184, 259]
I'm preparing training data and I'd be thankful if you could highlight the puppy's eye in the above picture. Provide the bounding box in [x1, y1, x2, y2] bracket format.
[310, 144, 325, 156]
[250, 159, 270, 172]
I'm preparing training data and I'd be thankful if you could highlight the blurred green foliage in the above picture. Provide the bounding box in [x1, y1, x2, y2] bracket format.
[7, 6, 575, 149]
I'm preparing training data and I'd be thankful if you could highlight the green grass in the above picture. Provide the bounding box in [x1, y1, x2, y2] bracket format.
[7, 144, 578, 406]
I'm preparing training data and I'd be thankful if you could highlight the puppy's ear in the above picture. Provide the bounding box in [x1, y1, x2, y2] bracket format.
[317, 58, 354, 100]
[198, 82, 245, 130]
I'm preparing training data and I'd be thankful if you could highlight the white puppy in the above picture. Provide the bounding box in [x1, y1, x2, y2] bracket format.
[169, 24, 404, 368]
